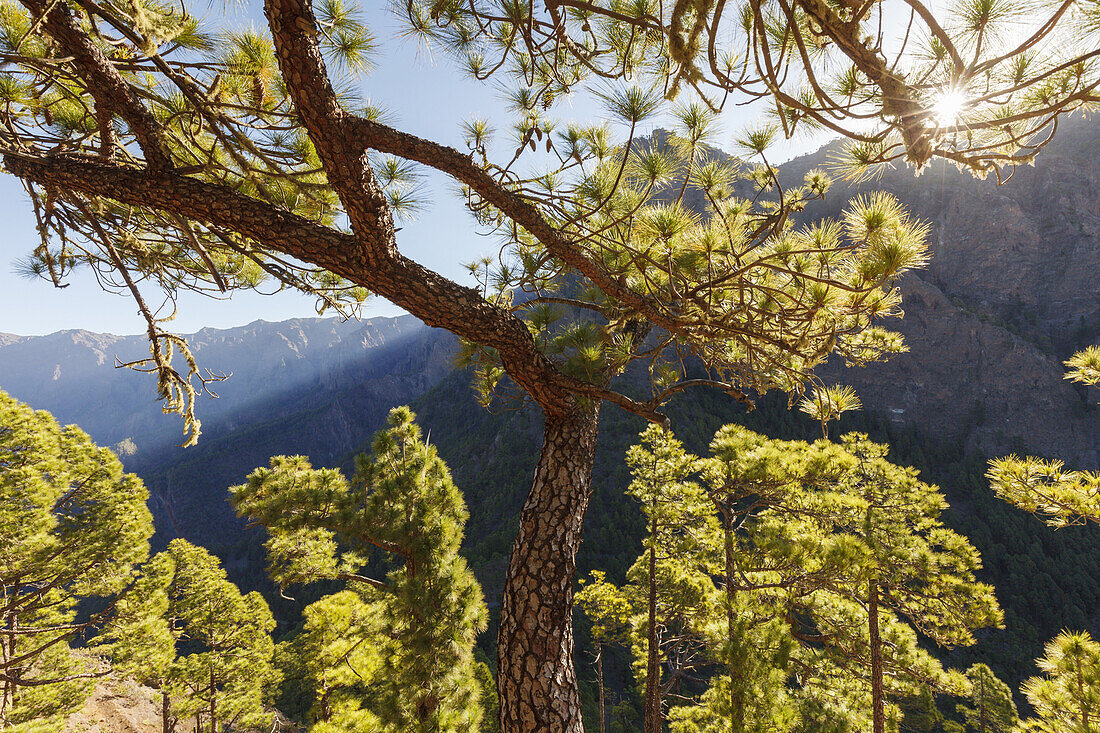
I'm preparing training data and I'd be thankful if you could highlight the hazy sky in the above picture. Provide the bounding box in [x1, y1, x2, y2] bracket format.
[0, 5, 826, 337]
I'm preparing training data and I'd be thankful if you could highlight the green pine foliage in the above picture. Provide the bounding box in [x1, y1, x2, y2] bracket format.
[1065, 347, 1100, 390]
[231, 406, 489, 733]
[1020, 631, 1100, 732]
[957, 663, 1018, 733]
[988, 455, 1100, 529]
[815, 433, 1002, 727]
[580, 422, 1002, 732]
[274, 590, 386, 731]
[100, 539, 279, 733]
[0, 389, 153, 730]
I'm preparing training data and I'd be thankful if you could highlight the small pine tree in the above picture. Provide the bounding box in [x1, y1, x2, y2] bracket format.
[232, 406, 489, 733]
[830, 434, 1002, 733]
[575, 570, 632, 733]
[958, 664, 1018, 733]
[623, 426, 718, 733]
[1020, 631, 1100, 733]
[0, 390, 153, 729]
[102, 539, 279, 733]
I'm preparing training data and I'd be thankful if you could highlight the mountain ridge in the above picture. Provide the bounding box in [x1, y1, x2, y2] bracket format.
[0, 313, 453, 455]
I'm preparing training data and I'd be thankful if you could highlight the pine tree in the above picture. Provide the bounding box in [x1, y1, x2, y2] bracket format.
[231, 406, 489, 733]
[791, 433, 1001, 733]
[1020, 631, 1100, 732]
[1, 0, 1096, 726]
[574, 571, 632, 733]
[97, 550, 178, 733]
[624, 426, 717, 733]
[101, 539, 279, 733]
[582, 424, 1002, 733]
[957, 663, 1018, 733]
[0, 390, 153, 730]
[581, 426, 860, 732]
[693, 427, 992, 732]
[695, 423, 852, 733]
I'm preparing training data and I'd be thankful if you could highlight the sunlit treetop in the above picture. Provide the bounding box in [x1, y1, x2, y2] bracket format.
[1065, 345, 1100, 388]
[1020, 630, 1100, 732]
[988, 454, 1100, 528]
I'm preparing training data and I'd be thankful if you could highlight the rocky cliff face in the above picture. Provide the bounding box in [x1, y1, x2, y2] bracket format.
[780, 117, 1100, 466]
[820, 276, 1098, 466]
[790, 117, 1100, 356]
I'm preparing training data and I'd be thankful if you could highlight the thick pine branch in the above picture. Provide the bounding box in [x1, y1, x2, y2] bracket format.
[18, 0, 172, 170]
[3, 152, 585, 415]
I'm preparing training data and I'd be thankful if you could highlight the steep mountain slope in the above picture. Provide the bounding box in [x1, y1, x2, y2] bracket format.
[790, 118, 1100, 353]
[0, 315, 458, 545]
[787, 118, 1100, 465]
[820, 275, 1098, 464]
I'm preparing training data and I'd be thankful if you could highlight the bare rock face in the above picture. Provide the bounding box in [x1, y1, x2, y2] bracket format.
[63, 676, 161, 733]
[919, 150, 1100, 350]
[820, 275, 1099, 467]
[787, 116, 1100, 466]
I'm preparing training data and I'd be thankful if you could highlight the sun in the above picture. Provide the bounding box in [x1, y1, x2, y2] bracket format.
[930, 88, 969, 126]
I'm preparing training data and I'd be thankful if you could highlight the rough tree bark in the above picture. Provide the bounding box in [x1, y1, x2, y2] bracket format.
[497, 402, 600, 733]
[644, 492, 661, 733]
[723, 509, 745, 733]
[162, 691, 172, 733]
[868, 577, 885, 733]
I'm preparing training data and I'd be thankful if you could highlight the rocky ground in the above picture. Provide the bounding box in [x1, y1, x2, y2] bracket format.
[61, 659, 160, 733]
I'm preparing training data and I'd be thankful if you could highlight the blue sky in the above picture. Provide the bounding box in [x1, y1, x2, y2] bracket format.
[0, 4, 826, 337]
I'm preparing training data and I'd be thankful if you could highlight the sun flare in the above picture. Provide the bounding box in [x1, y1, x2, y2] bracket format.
[931, 88, 969, 126]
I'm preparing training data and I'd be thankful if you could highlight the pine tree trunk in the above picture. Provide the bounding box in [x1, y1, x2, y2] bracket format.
[1077, 661, 1089, 731]
[497, 402, 600, 733]
[162, 690, 172, 733]
[868, 578, 885, 733]
[209, 666, 217, 733]
[3, 607, 16, 717]
[724, 510, 743, 733]
[978, 673, 986, 733]
[644, 495, 661, 733]
[596, 640, 606, 733]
